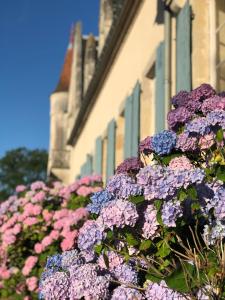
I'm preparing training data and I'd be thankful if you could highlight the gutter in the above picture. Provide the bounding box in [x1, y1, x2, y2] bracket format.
[67, 0, 143, 146]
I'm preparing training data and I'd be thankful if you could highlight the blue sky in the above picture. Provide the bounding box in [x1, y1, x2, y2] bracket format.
[0, 0, 99, 157]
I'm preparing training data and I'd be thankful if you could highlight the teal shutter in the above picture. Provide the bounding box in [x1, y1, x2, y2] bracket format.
[155, 42, 165, 133]
[80, 163, 86, 177]
[94, 136, 102, 175]
[131, 82, 141, 157]
[176, 1, 191, 92]
[106, 119, 116, 179]
[124, 96, 132, 159]
[86, 154, 93, 175]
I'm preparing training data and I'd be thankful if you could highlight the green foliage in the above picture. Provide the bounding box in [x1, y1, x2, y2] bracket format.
[0, 147, 48, 201]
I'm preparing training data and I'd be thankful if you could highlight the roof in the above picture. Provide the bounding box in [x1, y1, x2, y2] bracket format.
[53, 26, 75, 94]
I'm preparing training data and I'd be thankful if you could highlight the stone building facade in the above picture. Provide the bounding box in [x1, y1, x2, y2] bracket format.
[48, 0, 225, 183]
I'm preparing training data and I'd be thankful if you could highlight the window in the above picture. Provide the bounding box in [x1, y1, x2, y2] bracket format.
[216, 0, 225, 91]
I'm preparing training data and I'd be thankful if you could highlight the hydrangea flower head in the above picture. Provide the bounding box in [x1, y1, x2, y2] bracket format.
[112, 286, 143, 300]
[87, 190, 114, 214]
[167, 106, 192, 130]
[142, 204, 159, 239]
[78, 220, 105, 251]
[112, 263, 138, 284]
[190, 83, 216, 102]
[106, 174, 143, 199]
[169, 156, 193, 171]
[139, 136, 153, 155]
[99, 199, 138, 229]
[116, 157, 144, 175]
[176, 132, 198, 152]
[145, 280, 187, 300]
[61, 250, 84, 269]
[151, 130, 176, 155]
[185, 117, 210, 135]
[41, 271, 70, 300]
[171, 90, 190, 108]
[161, 200, 183, 227]
[46, 254, 62, 271]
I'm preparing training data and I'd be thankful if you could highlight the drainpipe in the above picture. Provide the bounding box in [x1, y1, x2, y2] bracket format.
[164, 7, 172, 129]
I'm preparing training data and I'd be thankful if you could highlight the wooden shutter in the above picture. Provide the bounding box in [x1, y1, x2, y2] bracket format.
[124, 96, 132, 159]
[106, 119, 116, 179]
[86, 154, 93, 175]
[131, 82, 141, 157]
[176, 0, 191, 92]
[94, 136, 102, 175]
[80, 162, 86, 177]
[155, 41, 165, 133]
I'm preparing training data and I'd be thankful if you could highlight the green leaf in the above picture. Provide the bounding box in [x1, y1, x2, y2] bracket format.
[216, 167, 225, 182]
[216, 128, 224, 142]
[154, 199, 162, 211]
[107, 230, 114, 240]
[178, 190, 187, 202]
[129, 195, 145, 205]
[139, 240, 151, 251]
[187, 186, 197, 200]
[145, 273, 162, 283]
[94, 244, 103, 254]
[161, 154, 183, 165]
[165, 263, 195, 293]
[126, 233, 139, 246]
[156, 241, 171, 258]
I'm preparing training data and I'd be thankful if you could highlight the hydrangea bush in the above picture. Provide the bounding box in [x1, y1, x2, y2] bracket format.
[0, 175, 102, 299]
[39, 84, 225, 300]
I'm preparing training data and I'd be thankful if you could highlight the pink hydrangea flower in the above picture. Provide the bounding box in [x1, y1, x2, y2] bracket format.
[22, 256, 38, 276]
[42, 209, 53, 222]
[0, 267, 10, 279]
[34, 243, 43, 254]
[23, 217, 39, 226]
[26, 276, 38, 292]
[199, 133, 215, 150]
[169, 156, 193, 171]
[32, 191, 46, 202]
[49, 230, 60, 240]
[41, 236, 53, 247]
[16, 185, 26, 193]
[30, 181, 46, 191]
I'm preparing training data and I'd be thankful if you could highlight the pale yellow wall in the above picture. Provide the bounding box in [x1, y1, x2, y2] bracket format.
[68, 0, 164, 181]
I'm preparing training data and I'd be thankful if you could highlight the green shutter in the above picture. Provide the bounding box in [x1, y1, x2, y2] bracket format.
[124, 96, 132, 159]
[94, 136, 102, 175]
[86, 154, 93, 175]
[80, 162, 86, 177]
[106, 119, 116, 179]
[155, 41, 165, 133]
[176, 0, 191, 92]
[131, 82, 141, 157]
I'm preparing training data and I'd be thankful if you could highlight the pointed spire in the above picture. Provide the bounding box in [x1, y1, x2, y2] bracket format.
[53, 25, 75, 93]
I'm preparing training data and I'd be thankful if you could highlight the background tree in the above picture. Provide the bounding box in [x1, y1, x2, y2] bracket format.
[0, 147, 48, 201]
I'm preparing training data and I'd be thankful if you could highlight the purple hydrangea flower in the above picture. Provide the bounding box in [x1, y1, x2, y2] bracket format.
[106, 174, 143, 199]
[142, 204, 159, 239]
[151, 130, 176, 155]
[161, 200, 183, 227]
[46, 254, 62, 271]
[139, 136, 153, 155]
[112, 263, 138, 284]
[176, 132, 198, 152]
[78, 220, 105, 251]
[190, 83, 216, 102]
[41, 271, 70, 300]
[116, 157, 144, 175]
[87, 190, 114, 214]
[99, 199, 138, 229]
[137, 165, 204, 201]
[201, 96, 225, 115]
[213, 187, 225, 221]
[203, 220, 225, 245]
[145, 280, 187, 300]
[69, 263, 110, 300]
[98, 250, 124, 270]
[206, 109, 225, 128]
[61, 250, 84, 269]
[171, 90, 190, 108]
[167, 106, 192, 130]
[185, 117, 210, 135]
[111, 286, 143, 300]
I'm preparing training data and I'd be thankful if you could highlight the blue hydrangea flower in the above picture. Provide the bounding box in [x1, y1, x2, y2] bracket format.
[87, 190, 114, 214]
[161, 200, 183, 227]
[185, 117, 210, 135]
[151, 130, 176, 155]
[61, 249, 84, 269]
[106, 174, 143, 199]
[46, 254, 62, 271]
[206, 110, 225, 128]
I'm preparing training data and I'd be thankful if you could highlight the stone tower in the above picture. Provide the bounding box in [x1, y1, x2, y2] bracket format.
[48, 27, 74, 182]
